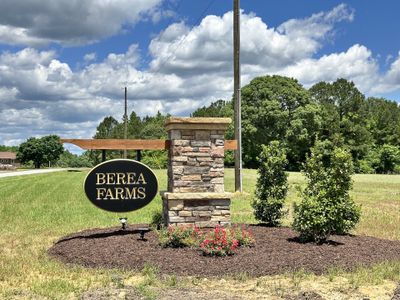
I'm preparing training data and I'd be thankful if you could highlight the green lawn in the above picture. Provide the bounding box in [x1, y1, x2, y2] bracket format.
[0, 169, 399, 299]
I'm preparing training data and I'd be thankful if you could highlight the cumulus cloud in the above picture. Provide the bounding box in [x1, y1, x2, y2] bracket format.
[149, 4, 354, 76]
[1, 4, 400, 147]
[277, 44, 379, 91]
[0, 0, 162, 46]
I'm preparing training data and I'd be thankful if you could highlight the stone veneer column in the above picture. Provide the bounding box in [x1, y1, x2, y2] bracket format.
[161, 117, 233, 227]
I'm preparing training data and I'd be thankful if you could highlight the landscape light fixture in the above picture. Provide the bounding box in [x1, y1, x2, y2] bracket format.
[119, 217, 127, 230]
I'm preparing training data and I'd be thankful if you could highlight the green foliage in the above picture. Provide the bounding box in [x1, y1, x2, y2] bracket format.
[364, 97, 400, 146]
[17, 135, 64, 168]
[252, 141, 288, 226]
[56, 150, 93, 168]
[310, 78, 372, 166]
[232, 226, 256, 247]
[141, 150, 168, 169]
[376, 144, 400, 174]
[360, 144, 400, 174]
[89, 111, 169, 166]
[293, 141, 361, 243]
[157, 225, 255, 256]
[191, 99, 233, 118]
[157, 225, 202, 248]
[0, 145, 18, 152]
[241, 75, 319, 169]
[150, 210, 164, 229]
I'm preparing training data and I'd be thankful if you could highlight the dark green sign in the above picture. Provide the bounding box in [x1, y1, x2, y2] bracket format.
[84, 159, 158, 213]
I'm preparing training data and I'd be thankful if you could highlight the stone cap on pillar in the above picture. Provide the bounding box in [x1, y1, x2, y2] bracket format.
[165, 117, 231, 131]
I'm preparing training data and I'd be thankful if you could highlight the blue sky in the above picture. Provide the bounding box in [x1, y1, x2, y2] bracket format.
[0, 0, 399, 151]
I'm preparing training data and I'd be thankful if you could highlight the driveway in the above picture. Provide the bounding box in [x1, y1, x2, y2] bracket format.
[0, 168, 67, 178]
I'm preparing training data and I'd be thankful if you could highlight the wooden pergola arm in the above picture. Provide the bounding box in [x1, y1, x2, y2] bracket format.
[61, 139, 237, 151]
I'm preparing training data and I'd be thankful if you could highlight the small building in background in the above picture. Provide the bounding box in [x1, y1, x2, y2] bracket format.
[0, 152, 20, 169]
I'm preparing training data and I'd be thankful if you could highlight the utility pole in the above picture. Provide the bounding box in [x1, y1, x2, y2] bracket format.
[234, 0, 242, 192]
[124, 86, 128, 159]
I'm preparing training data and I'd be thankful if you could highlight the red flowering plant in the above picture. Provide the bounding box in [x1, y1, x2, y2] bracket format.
[199, 226, 239, 256]
[157, 225, 203, 248]
[233, 225, 256, 247]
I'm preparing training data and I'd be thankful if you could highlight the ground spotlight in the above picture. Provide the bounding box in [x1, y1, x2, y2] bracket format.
[119, 217, 127, 230]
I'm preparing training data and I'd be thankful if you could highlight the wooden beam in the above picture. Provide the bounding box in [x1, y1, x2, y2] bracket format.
[61, 139, 169, 150]
[224, 139, 237, 150]
[61, 138, 238, 151]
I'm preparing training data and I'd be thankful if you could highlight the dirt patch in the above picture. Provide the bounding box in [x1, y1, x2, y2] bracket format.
[80, 286, 245, 300]
[392, 283, 400, 300]
[48, 225, 400, 277]
[286, 291, 324, 300]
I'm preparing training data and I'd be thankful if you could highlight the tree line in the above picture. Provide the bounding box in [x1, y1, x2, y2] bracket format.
[192, 76, 400, 173]
[7, 75, 400, 172]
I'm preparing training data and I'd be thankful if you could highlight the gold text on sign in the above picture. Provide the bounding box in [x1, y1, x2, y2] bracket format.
[96, 172, 147, 185]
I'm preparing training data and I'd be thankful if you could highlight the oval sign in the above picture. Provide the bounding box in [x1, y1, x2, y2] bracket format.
[84, 159, 158, 213]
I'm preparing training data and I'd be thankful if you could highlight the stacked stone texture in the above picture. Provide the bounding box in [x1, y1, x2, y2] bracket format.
[162, 118, 232, 227]
[163, 195, 231, 227]
[168, 129, 225, 193]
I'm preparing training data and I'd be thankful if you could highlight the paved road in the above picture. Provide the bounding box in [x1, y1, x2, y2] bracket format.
[0, 168, 67, 178]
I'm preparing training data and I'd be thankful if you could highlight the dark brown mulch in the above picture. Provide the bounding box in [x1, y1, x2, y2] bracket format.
[48, 225, 400, 277]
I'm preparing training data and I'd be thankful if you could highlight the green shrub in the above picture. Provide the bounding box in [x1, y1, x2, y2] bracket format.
[358, 144, 400, 174]
[141, 150, 168, 169]
[251, 141, 288, 226]
[293, 141, 361, 243]
[157, 225, 202, 248]
[157, 225, 256, 256]
[232, 225, 255, 247]
[150, 210, 164, 229]
[376, 144, 400, 174]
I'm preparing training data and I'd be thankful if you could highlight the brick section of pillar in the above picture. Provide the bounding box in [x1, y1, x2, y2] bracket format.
[162, 117, 233, 227]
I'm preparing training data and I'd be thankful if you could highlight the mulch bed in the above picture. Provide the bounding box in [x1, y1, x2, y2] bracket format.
[48, 225, 400, 277]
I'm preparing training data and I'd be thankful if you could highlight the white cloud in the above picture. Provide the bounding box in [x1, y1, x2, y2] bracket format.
[149, 4, 354, 76]
[277, 44, 379, 91]
[1, 4, 400, 147]
[0, 0, 163, 46]
[371, 53, 400, 94]
[84, 53, 97, 63]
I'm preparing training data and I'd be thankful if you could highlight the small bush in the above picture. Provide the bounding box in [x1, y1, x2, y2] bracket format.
[150, 210, 164, 229]
[232, 225, 255, 247]
[292, 141, 361, 243]
[252, 141, 288, 226]
[199, 226, 239, 256]
[157, 225, 256, 256]
[157, 225, 202, 248]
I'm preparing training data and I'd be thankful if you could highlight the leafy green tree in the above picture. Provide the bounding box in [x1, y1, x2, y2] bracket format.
[241, 75, 317, 168]
[364, 97, 400, 146]
[128, 111, 142, 139]
[94, 116, 119, 139]
[56, 150, 93, 168]
[140, 111, 169, 139]
[309, 78, 372, 167]
[252, 141, 288, 226]
[0, 145, 18, 152]
[293, 140, 361, 243]
[17, 135, 64, 168]
[192, 100, 233, 118]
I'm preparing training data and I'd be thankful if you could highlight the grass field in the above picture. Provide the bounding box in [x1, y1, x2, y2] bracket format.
[0, 169, 399, 299]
